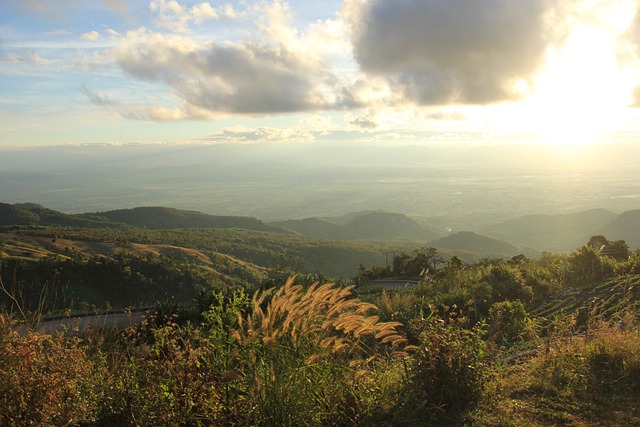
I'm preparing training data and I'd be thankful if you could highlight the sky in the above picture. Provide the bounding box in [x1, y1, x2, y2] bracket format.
[3, 0, 640, 147]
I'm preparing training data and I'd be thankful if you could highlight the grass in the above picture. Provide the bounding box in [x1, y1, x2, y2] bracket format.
[2, 267, 640, 426]
[472, 319, 640, 426]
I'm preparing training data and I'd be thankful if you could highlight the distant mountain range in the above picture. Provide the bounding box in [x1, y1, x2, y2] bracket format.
[593, 209, 640, 249]
[2, 202, 640, 254]
[481, 209, 617, 252]
[0, 203, 290, 234]
[427, 231, 520, 258]
[272, 212, 440, 241]
[84, 207, 290, 234]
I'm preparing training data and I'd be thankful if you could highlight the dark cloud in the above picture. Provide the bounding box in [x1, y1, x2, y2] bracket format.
[350, 114, 378, 129]
[113, 31, 355, 117]
[348, 0, 556, 105]
[426, 110, 467, 121]
[80, 84, 119, 106]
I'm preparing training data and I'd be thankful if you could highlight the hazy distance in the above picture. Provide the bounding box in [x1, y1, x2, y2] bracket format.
[2, 141, 640, 233]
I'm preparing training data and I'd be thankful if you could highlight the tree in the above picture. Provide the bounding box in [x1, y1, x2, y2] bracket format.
[392, 252, 413, 276]
[603, 240, 629, 261]
[587, 235, 629, 262]
[484, 264, 532, 305]
[566, 246, 603, 286]
[587, 235, 609, 250]
[414, 247, 444, 272]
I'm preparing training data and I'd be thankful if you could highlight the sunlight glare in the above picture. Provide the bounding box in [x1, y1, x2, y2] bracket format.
[526, 3, 637, 148]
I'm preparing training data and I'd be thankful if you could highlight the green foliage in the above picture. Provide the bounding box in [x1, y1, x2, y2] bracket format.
[390, 311, 487, 423]
[0, 318, 100, 426]
[99, 316, 245, 426]
[0, 253, 220, 311]
[483, 264, 533, 305]
[488, 300, 537, 345]
[2, 227, 640, 425]
[565, 245, 616, 287]
[589, 235, 630, 261]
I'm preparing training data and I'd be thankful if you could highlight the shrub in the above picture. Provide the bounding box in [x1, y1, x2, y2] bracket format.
[390, 310, 487, 423]
[489, 300, 538, 345]
[0, 317, 100, 426]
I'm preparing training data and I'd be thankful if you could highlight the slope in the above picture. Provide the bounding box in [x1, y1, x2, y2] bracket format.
[480, 208, 615, 252]
[593, 209, 640, 249]
[428, 231, 520, 259]
[87, 207, 291, 233]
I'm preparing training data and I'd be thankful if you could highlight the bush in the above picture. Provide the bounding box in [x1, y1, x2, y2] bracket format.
[391, 310, 487, 423]
[0, 316, 100, 426]
[488, 300, 538, 345]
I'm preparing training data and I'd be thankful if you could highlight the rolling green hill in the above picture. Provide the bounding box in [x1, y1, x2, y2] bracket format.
[0, 203, 293, 235]
[273, 211, 441, 241]
[270, 217, 353, 240]
[0, 202, 111, 228]
[85, 207, 291, 233]
[345, 212, 439, 240]
[428, 231, 520, 258]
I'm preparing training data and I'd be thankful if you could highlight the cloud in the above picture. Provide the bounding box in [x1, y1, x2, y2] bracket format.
[149, 0, 223, 32]
[15, 0, 75, 22]
[202, 125, 315, 143]
[105, 28, 120, 38]
[45, 29, 73, 37]
[102, 0, 128, 16]
[350, 112, 379, 130]
[425, 110, 468, 121]
[80, 31, 101, 41]
[112, 28, 354, 117]
[80, 84, 119, 106]
[620, 5, 640, 106]
[344, 0, 562, 105]
[1, 34, 50, 66]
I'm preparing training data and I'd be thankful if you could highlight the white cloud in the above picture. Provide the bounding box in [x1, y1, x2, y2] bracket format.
[149, 0, 225, 32]
[344, 0, 567, 105]
[80, 31, 101, 41]
[220, 4, 238, 19]
[424, 110, 468, 122]
[105, 28, 120, 38]
[619, 3, 640, 106]
[203, 125, 315, 143]
[0, 48, 51, 65]
[191, 2, 218, 23]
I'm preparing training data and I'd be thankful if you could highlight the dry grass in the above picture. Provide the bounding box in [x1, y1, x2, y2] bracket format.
[237, 276, 407, 356]
[472, 318, 640, 426]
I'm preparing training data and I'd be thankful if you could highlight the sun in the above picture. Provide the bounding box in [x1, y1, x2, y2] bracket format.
[523, 4, 637, 148]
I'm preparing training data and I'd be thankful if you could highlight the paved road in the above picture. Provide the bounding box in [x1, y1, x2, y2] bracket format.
[367, 279, 421, 290]
[27, 311, 147, 335]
